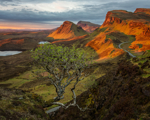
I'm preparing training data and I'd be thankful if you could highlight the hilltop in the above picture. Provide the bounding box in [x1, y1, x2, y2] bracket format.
[77, 21, 100, 33]
[47, 21, 88, 39]
[86, 8, 150, 60]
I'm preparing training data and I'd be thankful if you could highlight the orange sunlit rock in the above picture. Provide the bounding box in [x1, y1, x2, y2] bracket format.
[100, 8, 150, 53]
[129, 36, 150, 52]
[52, 35, 88, 44]
[12, 39, 24, 44]
[134, 8, 150, 15]
[0, 38, 24, 47]
[85, 8, 150, 60]
[86, 32, 124, 60]
[0, 39, 11, 47]
[47, 21, 87, 39]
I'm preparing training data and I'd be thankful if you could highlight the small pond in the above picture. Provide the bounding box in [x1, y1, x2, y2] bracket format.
[38, 41, 50, 44]
[0, 51, 22, 56]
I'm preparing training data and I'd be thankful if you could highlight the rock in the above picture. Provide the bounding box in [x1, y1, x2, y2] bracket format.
[47, 21, 87, 39]
[77, 21, 100, 33]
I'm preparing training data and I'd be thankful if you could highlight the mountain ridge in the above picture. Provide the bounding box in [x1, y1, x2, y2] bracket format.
[48, 21, 88, 39]
[77, 21, 100, 33]
[86, 8, 150, 60]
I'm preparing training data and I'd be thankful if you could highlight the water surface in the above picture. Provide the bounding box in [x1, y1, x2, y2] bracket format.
[0, 51, 22, 56]
[38, 41, 50, 44]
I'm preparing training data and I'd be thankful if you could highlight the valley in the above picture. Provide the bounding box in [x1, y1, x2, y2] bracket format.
[0, 8, 150, 120]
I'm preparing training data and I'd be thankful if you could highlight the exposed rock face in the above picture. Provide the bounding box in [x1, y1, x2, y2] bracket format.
[86, 8, 150, 59]
[134, 8, 150, 15]
[0, 38, 24, 47]
[86, 31, 124, 59]
[48, 21, 87, 39]
[77, 21, 100, 33]
[52, 34, 88, 44]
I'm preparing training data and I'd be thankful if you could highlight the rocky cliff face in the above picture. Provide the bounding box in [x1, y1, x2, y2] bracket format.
[134, 8, 150, 15]
[77, 21, 100, 33]
[86, 31, 124, 60]
[86, 8, 150, 59]
[48, 21, 87, 39]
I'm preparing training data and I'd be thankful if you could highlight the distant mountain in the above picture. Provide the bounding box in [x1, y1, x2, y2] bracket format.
[77, 21, 101, 33]
[47, 21, 88, 40]
[0, 28, 56, 33]
[0, 29, 22, 33]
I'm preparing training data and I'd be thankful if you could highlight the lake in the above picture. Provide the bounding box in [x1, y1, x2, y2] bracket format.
[0, 51, 22, 56]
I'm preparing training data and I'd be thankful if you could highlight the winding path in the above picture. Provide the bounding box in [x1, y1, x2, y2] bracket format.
[118, 42, 136, 58]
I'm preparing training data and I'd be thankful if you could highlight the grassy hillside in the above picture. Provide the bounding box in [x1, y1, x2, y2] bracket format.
[49, 52, 150, 120]
[0, 8, 150, 120]
[71, 22, 88, 36]
[0, 88, 49, 120]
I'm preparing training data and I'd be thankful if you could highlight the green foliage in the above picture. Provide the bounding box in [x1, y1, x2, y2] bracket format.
[31, 43, 95, 104]
[32, 43, 94, 70]
[137, 44, 143, 48]
[140, 50, 150, 58]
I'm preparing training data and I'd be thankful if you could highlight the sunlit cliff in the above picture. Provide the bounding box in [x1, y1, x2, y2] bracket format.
[47, 21, 87, 39]
[86, 8, 150, 59]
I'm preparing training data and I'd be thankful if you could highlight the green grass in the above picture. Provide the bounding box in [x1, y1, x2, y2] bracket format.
[32, 70, 104, 103]
[0, 78, 33, 88]
[139, 50, 150, 58]
[142, 73, 150, 78]
[44, 37, 55, 42]
[137, 44, 143, 48]
[71, 22, 88, 36]
[130, 52, 150, 78]
[128, 35, 136, 42]
[0, 60, 104, 109]
[0, 70, 36, 88]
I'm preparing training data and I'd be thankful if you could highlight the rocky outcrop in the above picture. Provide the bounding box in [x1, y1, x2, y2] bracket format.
[86, 31, 124, 59]
[52, 34, 88, 44]
[134, 8, 150, 15]
[0, 39, 24, 47]
[86, 8, 150, 59]
[77, 21, 100, 33]
[48, 21, 87, 39]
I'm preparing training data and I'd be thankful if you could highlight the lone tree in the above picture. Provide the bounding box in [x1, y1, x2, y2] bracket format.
[31, 43, 94, 110]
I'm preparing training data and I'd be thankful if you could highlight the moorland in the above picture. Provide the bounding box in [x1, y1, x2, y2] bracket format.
[0, 8, 150, 120]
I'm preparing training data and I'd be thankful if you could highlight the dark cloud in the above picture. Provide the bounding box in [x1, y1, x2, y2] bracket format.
[0, 0, 149, 27]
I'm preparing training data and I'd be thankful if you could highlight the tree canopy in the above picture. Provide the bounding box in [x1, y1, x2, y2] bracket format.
[31, 43, 94, 110]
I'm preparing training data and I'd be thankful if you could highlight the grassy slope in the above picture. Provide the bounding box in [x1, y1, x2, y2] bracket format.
[131, 50, 150, 78]
[0, 55, 103, 107]
[0, 88, 49, 120]
[49, 50, 150, 120]
[71, 22, 88, 36]
[0, 18, 150, 119]
[0, 41, 100, 110]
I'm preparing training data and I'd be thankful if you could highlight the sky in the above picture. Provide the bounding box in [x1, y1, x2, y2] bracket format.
[0, 0, 149, 30]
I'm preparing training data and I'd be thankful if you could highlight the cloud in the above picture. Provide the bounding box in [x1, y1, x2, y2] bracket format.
[0, 0, 149, 29]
